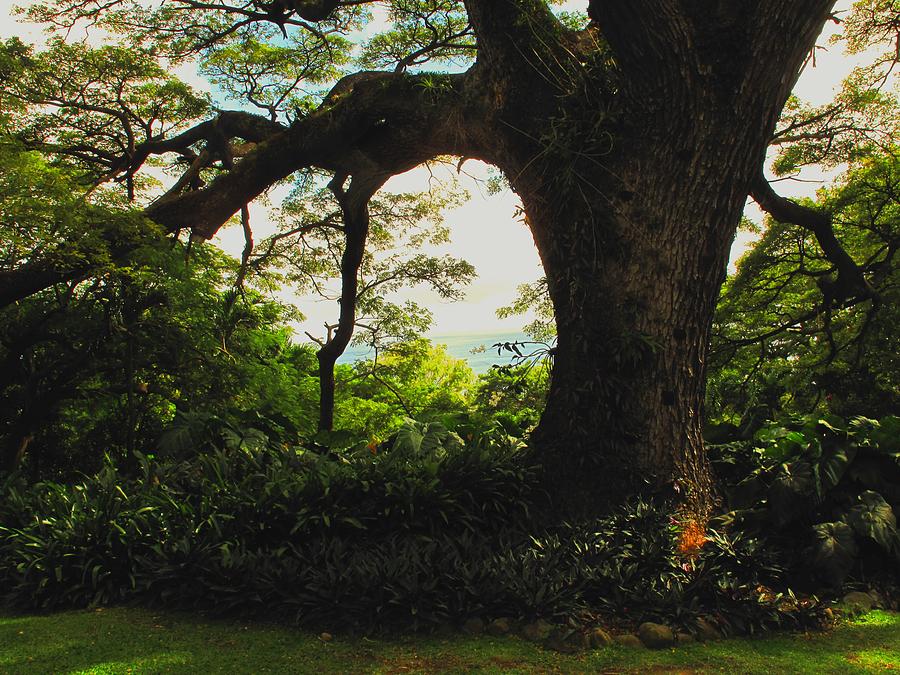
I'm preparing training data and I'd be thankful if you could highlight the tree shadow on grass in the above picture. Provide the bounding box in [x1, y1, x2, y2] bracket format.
[0, 606, 353, 674]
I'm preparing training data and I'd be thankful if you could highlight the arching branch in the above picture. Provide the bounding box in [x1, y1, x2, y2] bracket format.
[750, 172, 876, 306]
[144, 69, 483, 239]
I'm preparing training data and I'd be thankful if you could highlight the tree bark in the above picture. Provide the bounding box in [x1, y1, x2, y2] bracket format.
[315, 173, 386, 431]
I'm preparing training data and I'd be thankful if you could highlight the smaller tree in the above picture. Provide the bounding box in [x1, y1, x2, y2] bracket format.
[245, 171, 475, 430]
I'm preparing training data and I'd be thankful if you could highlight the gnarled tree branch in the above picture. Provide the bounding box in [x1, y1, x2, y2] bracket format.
[750, 172, 876, 305]
[145, 69, 483, 239]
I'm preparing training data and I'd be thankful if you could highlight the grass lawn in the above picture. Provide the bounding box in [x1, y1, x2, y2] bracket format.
[0, 606, 897, 674]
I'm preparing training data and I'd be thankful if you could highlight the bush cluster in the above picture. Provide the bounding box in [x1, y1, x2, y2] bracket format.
[709, 413, 900, 589]
[0, 419, 826, 634]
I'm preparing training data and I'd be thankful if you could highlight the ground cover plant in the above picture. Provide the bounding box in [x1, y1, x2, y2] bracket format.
[708, 414, 900, 590]
[1, 606, 898, 674]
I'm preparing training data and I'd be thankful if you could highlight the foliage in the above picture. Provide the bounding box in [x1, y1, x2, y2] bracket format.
[0, 423, 541, 629]
[710, 413, 900, 588]
[0, 234, 316, 478]
[709, 150, 900, 429]
[470, 363, 550, 434]
[0, 137, 151, 284]
[771, 75, 898, 176]
[356, 1, 474, 72]
[200, 32, 350, 122]
[495, 277, 556, 342]
[0, 428, 826, 634]
[263, 176, 475, 355]
[333, 340, 476, 441]
[0, 37, 208, 194]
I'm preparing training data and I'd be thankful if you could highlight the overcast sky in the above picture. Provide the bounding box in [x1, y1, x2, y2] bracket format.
[1, 0, 860, 338]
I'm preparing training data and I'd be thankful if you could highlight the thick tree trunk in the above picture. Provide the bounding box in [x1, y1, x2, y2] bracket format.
[516, 104, 776, 513]
[522, 139, 742, 516]
[493, 54, 805, 518]
[454, 1, 837, 518]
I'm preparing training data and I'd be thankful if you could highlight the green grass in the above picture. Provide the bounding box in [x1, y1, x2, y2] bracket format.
[0, 607, 897, 674]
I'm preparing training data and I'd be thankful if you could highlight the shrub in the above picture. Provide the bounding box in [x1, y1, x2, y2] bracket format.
[0, 420, 827, 634]
[710, 414, 900, 588]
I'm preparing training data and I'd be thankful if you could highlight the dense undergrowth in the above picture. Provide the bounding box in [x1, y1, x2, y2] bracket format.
[708, 413, 900, 590]
[4, 412, 897, 637]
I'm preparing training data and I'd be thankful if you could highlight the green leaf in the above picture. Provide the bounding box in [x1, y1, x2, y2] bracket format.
[845, 490, 899, 555]
[393, 422, 425, 456]
[759, 429, 807, 462]
[767, 461, 814, 526]
[817, 446, 854, 493]
[871, 416, 900, 454]
[311, 429, 358, 450]
[810, 521, 858, 587]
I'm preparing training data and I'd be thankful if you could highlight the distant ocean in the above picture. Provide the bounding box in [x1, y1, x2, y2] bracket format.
[338, 331, 545, 374]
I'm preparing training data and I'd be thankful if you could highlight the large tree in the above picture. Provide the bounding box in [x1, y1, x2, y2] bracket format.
[6, 0, 888, 514]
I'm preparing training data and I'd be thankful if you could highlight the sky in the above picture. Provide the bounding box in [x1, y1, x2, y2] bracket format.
[0, 0, 862, 338]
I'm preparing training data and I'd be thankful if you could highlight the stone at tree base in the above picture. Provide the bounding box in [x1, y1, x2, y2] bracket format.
[841, 591, 878, 614]
[693, 617, 721, 642]
[613, 634, 644, 648]
[520, 619, 554, 642]
[543, 628, 579, 653]
[487, 617, 512, 636]
[590, 627, 614, 648]
[638, 622, 676, 649]
[675, 632, 695, 644]
[462, 617, 485, 635]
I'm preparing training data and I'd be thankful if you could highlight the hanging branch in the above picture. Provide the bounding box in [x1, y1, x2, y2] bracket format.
[751, 172, 877, 307]
[234, 204, 254, 298]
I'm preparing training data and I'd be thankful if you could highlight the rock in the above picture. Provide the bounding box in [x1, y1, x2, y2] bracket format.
[487, 617, 512, 636]
[638, 622, 676, 649]
[590, 627, 614, 648]
[693, 617, 720, 642]
[520, 619, 554, 643]
[613, 634, 643, 648]
[842, 591, 877, 614]
[543, 628, 578, 653]
[318, 632, 333, 642]
[462, 617, 485, 635]
[675, 632, 695, 644]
